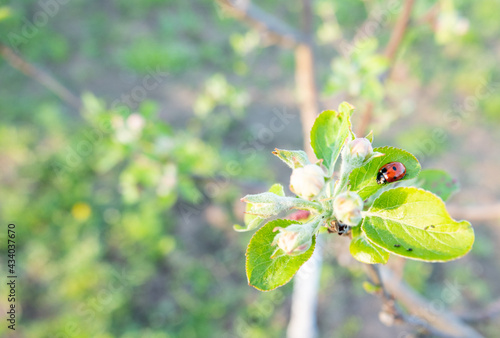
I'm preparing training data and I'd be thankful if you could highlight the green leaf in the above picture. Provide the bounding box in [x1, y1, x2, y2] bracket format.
[246, 219, 316, 291]
[272, 148, 310, 169]
[0, 7, 12, 22]
[234, 184, 284, 232]
[362, 281, 381, 294]
[350, 226, 389, 264]
[362, 187, 474, 262]
[349, 146, 421, 200]
[415, 169, 459, 202]
[310, 103, 353, 175]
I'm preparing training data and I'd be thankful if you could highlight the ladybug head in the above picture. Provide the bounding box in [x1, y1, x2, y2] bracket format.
[376, 172, 387, 185]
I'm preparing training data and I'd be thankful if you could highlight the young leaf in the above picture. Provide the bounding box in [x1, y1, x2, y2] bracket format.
[310, 103, 353, 175]
[350, 226, 389, 264]
[365, 130, 374, 143]
[234, 184, 285, 232]
[349, 146, 421, 200]
[272, 148, 310, 169]
[362, 187, 474, 262]
[241, 191, 321, 218]
[415, 169, 459, 202]
[246, 219, 316, 291]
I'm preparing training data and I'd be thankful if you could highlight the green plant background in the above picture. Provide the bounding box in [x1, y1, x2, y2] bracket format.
[1, 0, 500, 337]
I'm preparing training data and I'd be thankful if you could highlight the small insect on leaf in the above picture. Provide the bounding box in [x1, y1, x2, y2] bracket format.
[376, 162, 406, 185]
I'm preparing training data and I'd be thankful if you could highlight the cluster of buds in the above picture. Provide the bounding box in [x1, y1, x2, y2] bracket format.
[289, 164, 326, 200]
[333, 191, 364, 226]
[243, 134, 374, 259]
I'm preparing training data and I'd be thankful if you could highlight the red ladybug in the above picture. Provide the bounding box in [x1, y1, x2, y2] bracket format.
[376, 162, 406, 184]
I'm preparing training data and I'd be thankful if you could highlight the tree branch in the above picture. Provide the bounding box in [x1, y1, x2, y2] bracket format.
[356, 102, 374, 138]
[294, 0, 318, 161]
[215, 0, 306, 48]
[287, 236, 323, 338]
[460, 297, 500, 323]
[287, 1, 321, 337]
[365, 265, 459, 337]
[295, 43, 318, 160]
[447, 203, 500, 223]
[356, 0, 415, 136]
[375, 265, 484, 338]
[383, 0, 415, 63]
[417, 2, 439, 30]
[0, 43, 81, 109]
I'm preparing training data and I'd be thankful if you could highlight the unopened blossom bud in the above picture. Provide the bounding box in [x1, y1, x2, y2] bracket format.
[272, 224, 312, 256]
[333, 191, 364, 226]
[347, 138, 373, 162]
[287, 210, 311, 221]
[289, 164, 325, 199]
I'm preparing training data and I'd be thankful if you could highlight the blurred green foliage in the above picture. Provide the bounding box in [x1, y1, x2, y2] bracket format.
[0, 0, 500, 336]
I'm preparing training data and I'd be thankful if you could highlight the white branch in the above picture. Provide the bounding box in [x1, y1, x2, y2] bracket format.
[287, 236, 323, 338]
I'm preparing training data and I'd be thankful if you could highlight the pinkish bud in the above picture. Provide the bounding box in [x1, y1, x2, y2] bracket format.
[289, 164, 325, 199]
[347, 138, 373, 161]
[287, 210, 311, 221]
[272, 225, 313, 256]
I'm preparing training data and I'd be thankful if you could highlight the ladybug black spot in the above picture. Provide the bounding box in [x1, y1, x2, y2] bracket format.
[392, 166, 397, 171]
[381, 168, 387, 173]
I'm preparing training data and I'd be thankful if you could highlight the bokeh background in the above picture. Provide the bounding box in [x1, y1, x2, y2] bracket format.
[1, 0, 500, 337]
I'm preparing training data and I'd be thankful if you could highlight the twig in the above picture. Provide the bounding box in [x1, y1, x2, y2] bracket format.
[377, 265, 484, 338]
[383, 0, 415, 63]
[460, 297, 500, 323]
[447, 203, 500, 223]
[215, 0, 306, 48]
[417, 3, 440, 30]
[365, 265, 457, 338]
[356, 101, 373, 138]
[287, 236, 323, 338]
[0, 43, 81, 109]
[295, 43, 318, 160]
[356, 0, 415, 136]
[294, 0, 318, 161]
[287, 2, 321, 337]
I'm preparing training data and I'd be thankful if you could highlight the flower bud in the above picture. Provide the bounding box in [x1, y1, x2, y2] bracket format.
[287, 210, 311, 221]
[271, 224, 313, 256]
[289, 164, 325, 199]
[347, 137, 373, 162]
[333, 191, 364, 226]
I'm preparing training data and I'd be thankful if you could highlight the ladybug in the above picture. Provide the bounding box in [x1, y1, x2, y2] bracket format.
[376, 162, 406, 185]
